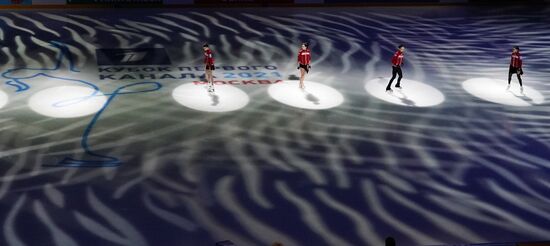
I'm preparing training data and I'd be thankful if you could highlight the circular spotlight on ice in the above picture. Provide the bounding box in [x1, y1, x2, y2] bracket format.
[365, 78, 445, 107]
[0, 90, 8, 109]
[267, 80, 344, 110]
[172, 83, 250, 112]
[462, 78, 544, 106]
[29, 86, 107, 118]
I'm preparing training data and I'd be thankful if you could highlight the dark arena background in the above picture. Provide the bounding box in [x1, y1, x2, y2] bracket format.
[1, 0, 550, 245]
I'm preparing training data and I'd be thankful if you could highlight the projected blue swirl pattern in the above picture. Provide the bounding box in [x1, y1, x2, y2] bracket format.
[2, 41, 162, 167]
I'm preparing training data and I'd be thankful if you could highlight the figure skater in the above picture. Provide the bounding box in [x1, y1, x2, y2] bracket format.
[297, 42, 311, 89]
[203, 43, 215, 92]
[507, 46, 524, 93]
[386, 45, 405, 92]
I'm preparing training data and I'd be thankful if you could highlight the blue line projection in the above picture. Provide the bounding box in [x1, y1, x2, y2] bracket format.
[1, 41, 94, 92]
[51, 82, 162, 167]
[2, 41, 162, 167]
[5, 80, 30, 92]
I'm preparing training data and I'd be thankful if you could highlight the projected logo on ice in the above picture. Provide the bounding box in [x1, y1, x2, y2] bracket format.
[97, 47, 286, 112]
[2, 42, 162, 167]
[1, 43, 287, 166]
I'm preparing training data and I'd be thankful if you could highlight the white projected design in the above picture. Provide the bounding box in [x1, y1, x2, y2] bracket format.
[462, 78, 545, 106]
[28, 86, 107, 118]
[365, 78, 445, 107]
[268, 80, 344, 110]
[172, 83, 250, 112]
[0, 90, 8, 109]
